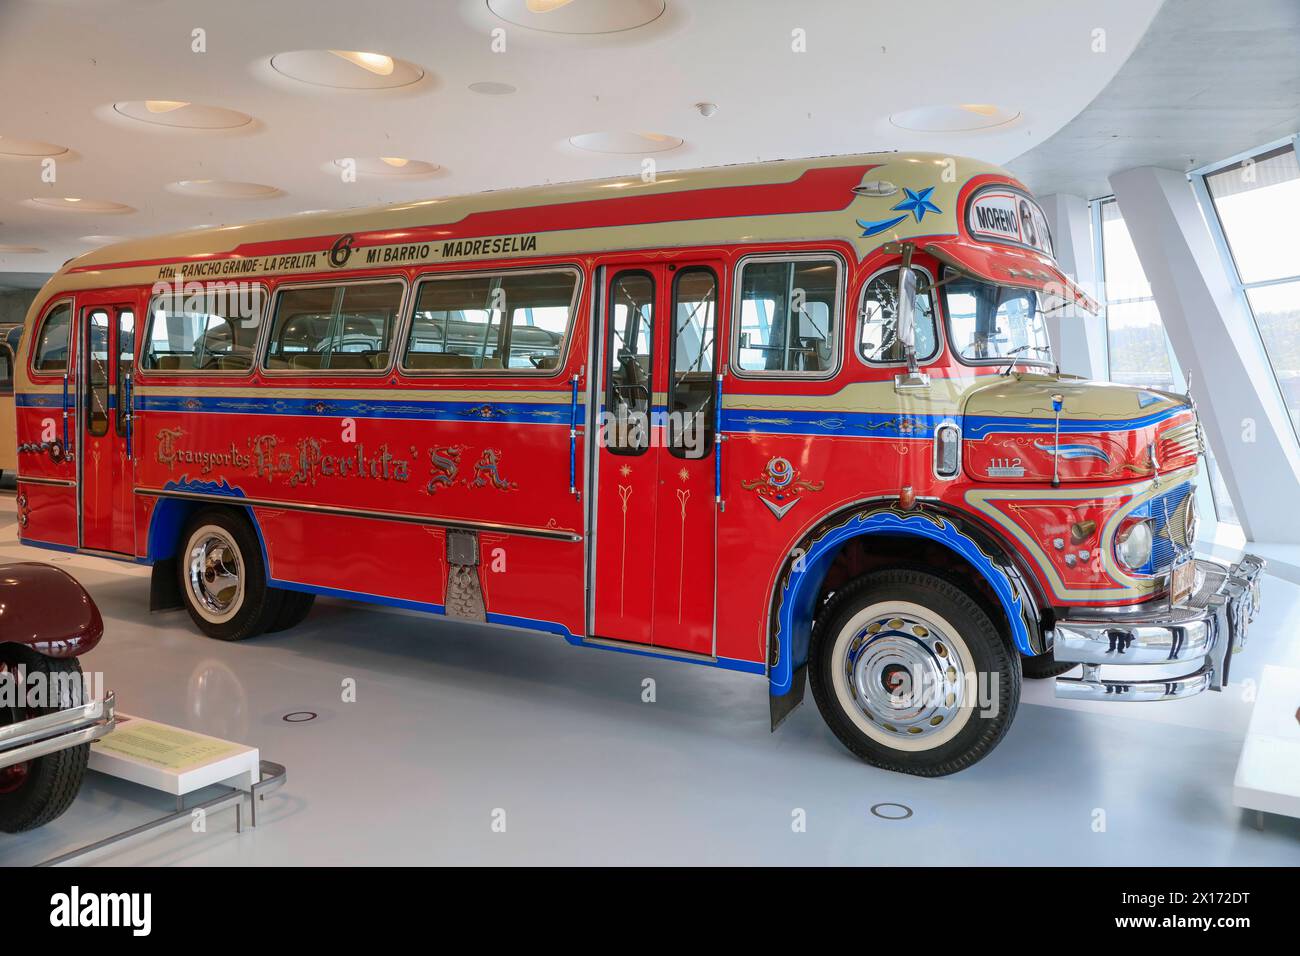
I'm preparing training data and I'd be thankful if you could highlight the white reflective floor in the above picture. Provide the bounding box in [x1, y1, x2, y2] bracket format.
[1, 501, 1297, 866]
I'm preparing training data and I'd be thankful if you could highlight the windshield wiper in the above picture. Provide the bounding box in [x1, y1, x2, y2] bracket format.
[1001, 344, 1051, 375]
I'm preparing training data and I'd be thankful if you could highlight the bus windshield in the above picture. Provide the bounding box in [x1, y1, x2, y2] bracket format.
[941, 271, 1053, 365]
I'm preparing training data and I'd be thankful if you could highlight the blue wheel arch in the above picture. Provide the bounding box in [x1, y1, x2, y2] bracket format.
[768, 504, 1041, 698]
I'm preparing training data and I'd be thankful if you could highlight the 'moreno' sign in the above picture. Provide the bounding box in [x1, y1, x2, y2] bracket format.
[966, 186, 1053, 256]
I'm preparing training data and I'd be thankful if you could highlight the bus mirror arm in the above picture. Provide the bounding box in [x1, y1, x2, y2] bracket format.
[894, 257, 930, 390]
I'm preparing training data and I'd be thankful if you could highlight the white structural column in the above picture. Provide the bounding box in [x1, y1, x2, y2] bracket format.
[1110, 165, 1300, 544]
[1039, 193, 1106, 379]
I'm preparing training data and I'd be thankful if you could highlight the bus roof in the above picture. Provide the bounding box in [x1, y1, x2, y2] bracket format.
[41, 151, 1093, 310]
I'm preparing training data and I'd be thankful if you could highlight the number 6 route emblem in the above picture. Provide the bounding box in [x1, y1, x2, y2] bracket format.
[329, 234, 356, 268]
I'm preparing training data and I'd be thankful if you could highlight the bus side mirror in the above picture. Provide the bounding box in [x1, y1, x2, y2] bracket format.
[894, 266, 930, 391]
[897, 266, 917, 353]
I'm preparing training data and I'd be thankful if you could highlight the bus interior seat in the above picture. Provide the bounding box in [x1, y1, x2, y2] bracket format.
[405, 353, 475, 370]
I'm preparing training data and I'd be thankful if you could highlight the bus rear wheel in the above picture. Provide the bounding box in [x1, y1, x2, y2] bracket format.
[809, 569, 1020, 777]
[178, 509, 282, 641]
[267, 590, 316, 633]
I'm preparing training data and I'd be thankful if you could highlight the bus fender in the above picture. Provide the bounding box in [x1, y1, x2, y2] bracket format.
[144, 491, 270, 612]
[767, 504, 1040, 724]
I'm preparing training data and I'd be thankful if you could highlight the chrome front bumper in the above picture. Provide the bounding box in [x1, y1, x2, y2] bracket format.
[1051, 556, 1265, 701]
[0, 691, 117, 770]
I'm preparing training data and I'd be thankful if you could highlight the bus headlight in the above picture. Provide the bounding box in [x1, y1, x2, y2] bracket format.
[1115, 517, 1154, 571]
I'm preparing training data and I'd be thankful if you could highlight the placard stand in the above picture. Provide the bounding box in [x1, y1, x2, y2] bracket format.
[1233, 664, 1300, 829]
[35, 715, 286, 867]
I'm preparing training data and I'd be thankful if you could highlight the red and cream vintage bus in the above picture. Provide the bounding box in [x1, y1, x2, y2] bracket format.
[12, 152, 1264, 775]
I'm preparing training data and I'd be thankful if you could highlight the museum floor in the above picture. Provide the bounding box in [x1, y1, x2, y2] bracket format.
[1, 498, 1297, 866]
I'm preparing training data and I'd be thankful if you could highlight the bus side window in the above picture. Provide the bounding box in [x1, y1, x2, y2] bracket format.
[606, 270, 654, 455]
[32, 301, 72, 372]
[0, 344, 14, 396]
[115, 309, 134, 436]
[263, 281, 403, 372]
[144, 290, 262, 373]
[403, 269, 577, 373]
[858, 268, 938, 364]
[668, 267, 717, 458]
[86, 309, 110, 437]
[735, 256, 841, 374]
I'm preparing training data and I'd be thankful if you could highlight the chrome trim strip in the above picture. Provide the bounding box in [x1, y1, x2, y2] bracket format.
[15, 475, 78, 487]
[134, 486, 582, 542]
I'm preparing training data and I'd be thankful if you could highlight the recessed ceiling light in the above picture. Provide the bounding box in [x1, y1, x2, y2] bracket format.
[269, 50, 425, 90]
[27, 197, 134, 213]
[569, 131, 682, 154]
[488, 0, 665, 34]
[112, 101, 253, 130]
[331, 157, 440, 178]
[167, 180, 283, 199]
[0, 136, 70, 158]
[888, 104, 1021, 133]
[468, 81, 517, 95]
[0, 244, 46, 254]
[329, 51, 394, 76]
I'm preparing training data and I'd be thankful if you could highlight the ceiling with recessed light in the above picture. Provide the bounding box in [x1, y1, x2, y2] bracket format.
[0, 0, 1163, 277]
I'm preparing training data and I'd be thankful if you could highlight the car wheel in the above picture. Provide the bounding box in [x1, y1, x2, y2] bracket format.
[0, 646, 90, 833]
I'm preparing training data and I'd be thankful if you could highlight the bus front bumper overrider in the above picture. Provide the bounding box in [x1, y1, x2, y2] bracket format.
[1050, 556, 1265, 701]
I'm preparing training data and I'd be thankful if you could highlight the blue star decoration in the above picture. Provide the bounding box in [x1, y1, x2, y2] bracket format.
[856, 185, 943, 237]
[893, 186, 942, 222]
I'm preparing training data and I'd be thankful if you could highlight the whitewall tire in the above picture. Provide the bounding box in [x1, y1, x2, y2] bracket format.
[809, 569, 1020, 776]
[178, 508, 282, 641]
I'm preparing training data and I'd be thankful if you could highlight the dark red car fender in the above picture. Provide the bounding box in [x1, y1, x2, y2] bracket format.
[0, 562, 103, 657]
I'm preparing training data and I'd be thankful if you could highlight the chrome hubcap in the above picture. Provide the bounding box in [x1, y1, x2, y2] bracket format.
[843, 611, 968, 740]
[187, 531, 243, 619]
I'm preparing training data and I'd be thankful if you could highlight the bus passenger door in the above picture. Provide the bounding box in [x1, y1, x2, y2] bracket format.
[591, 262, 722, 656]
[79, 299, 136, 554]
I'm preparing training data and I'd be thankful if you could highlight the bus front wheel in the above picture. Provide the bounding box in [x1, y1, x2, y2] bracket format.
[178, 508, 283, 641]
[809, 569, 1021, 777]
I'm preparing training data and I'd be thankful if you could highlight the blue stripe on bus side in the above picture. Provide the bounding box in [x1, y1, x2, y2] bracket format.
[962, 406, 1185, 438]
[133, 393, 582, 425]
[723, 405, 1185, 438]
[18, 391, 1185, 437]
[721, 409, 949, 438]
